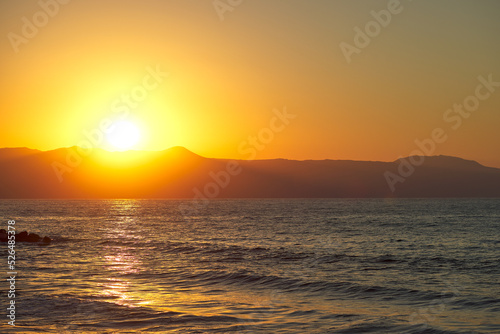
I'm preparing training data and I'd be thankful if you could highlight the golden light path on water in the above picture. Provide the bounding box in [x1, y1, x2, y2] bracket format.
[94, 200, 247, 320]
[98, 201, 163, 310]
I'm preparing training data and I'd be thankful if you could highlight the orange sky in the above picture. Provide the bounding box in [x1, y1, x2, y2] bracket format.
[1, 0, 499, 167]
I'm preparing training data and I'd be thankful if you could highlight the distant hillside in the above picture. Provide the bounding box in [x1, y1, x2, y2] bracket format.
[0, 147, 499, 198]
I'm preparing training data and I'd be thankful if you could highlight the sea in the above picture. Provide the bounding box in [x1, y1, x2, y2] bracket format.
[0, 199, 498, 333]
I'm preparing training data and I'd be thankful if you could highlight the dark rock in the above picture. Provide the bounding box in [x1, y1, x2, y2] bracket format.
[27, 233, 41, 242]
[0, 230, 51, 244]
[17, 231, 28, 241]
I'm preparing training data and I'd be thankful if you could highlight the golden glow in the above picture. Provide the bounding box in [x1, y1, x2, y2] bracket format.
[106, 121, 141, 151]
[1, 2, 500, 167]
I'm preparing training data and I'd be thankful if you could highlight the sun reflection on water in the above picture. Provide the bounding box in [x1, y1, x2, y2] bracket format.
[94, 200, 271, 322]
[97, 200, 146, 308]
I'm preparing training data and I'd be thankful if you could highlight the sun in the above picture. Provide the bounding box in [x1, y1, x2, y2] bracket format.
[106, 120, 141, 151]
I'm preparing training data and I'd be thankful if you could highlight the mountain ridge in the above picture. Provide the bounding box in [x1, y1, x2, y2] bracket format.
[1, 146, 496, 168]
[0, 147, 499, 198]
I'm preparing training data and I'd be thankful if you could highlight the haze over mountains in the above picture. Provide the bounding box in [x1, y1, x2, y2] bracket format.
[1, 146, 499, 198]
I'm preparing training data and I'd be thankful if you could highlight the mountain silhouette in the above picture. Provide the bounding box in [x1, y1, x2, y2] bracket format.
[0, 147, 499, 198]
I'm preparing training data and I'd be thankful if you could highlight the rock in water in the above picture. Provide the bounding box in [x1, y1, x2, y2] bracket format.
[0, 230, 51, 244]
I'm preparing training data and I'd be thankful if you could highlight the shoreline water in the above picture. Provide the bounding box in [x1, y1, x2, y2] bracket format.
[0, 199, 498, 333]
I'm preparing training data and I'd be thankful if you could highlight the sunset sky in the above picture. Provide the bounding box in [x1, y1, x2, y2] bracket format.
[1, 0, 499, 167]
